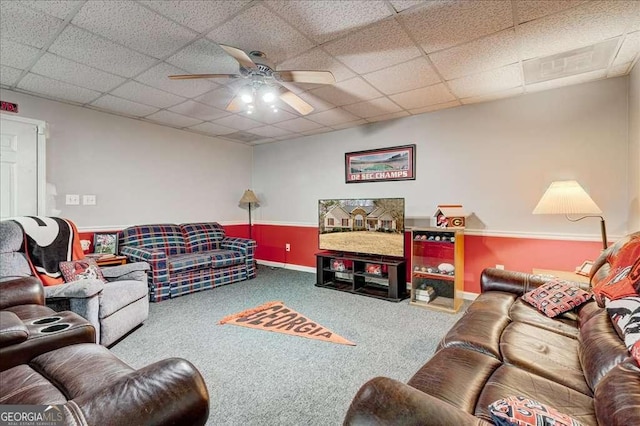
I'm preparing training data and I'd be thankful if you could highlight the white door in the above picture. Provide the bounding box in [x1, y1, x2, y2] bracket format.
[0, 117, 39, 219]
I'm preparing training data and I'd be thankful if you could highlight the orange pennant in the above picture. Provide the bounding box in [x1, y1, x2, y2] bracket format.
[219, 301, 355, 346]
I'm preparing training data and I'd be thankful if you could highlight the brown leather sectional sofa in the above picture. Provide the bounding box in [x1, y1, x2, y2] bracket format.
[344, 233, 640, 425]
[0, 276, 210, 425]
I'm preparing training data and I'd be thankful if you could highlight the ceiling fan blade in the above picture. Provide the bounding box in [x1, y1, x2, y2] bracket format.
[169, 73, 239, 80]
[279, 91, 314, 116]
[275, 70, 335, 85]
[226, 96, 244, 113]
[219, 44, 257, 69]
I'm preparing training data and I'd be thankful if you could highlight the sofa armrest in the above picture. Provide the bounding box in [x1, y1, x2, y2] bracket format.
[44, 280, 104, 299]
[0, 311, 29, 348]
[0, 276, 45, 309]
[344, 377, 491, 426]
[220, 237, 256, 253]
[101, 262, 149, 282]
[480, 268, 551, 295]
[70, 358, 209, 426]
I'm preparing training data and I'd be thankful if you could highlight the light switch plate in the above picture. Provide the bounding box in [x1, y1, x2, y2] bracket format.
[83, 195, 96, 205]
[65, 194, 80, 205]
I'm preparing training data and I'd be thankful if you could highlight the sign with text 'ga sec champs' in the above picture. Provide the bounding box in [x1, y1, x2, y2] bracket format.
[0, 101, 19, 113]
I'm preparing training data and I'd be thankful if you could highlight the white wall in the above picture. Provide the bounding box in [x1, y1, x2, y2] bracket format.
[253, 77, 631, 239]
[1, 90, 253, 229]
[629, 64, 640, 232]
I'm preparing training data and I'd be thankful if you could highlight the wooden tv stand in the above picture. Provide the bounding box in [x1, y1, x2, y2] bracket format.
[315, 252, 407, 302]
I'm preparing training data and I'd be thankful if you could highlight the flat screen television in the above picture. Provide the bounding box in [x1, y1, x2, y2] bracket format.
[318, 198, 405, 258]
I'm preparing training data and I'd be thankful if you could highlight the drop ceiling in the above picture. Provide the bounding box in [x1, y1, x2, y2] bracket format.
[1, 0, 638, 145]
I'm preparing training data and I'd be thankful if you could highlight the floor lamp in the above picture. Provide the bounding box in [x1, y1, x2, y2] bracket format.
[239, 189, 259, 241]
[532, 180, 608, 250]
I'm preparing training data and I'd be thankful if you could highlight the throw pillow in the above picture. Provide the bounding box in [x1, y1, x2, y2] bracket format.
[59, 258, 107, 283]
[592, 237, 640, 305]
[522, 279, 592, 318]
[488, 396, 583, 426]
[606, 296, 640, 364]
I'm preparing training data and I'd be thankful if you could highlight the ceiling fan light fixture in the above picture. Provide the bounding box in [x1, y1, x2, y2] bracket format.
[261, 88, 277, 103]
[240, 92, 253, 103]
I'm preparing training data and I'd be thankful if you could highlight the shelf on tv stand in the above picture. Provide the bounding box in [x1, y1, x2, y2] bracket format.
[315, 252, 407, 302]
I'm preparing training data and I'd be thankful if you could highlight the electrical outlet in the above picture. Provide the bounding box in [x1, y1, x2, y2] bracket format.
[82, 195, 96, 205]
[496, 264, 505, 270]
[65, 194, 80, 205]
[285, 243, 290, 252]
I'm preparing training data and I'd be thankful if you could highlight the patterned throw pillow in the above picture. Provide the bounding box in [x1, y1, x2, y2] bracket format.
[522, 279, 592, 318]
[59, 258, 107, 283]
[606, 296, 640, 365]
[489, 396, 583, 426]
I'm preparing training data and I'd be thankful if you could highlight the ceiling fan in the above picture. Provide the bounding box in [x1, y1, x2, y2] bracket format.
[169, 45, 335, 116]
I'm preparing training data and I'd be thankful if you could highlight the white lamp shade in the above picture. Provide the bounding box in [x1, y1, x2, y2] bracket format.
[240, 189, 259, 204]
[532, 180, 602, 215]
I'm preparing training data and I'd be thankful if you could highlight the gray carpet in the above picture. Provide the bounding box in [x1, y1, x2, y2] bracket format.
[109, 267, 467, 425]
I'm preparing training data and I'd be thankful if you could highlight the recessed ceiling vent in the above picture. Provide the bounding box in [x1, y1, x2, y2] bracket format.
[523, 38, 620, 84]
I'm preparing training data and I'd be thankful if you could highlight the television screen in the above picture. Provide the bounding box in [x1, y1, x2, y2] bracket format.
[318, 198, 405, 258]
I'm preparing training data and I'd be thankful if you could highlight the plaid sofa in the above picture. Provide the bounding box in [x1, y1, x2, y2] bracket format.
[119, 222, 256, 302]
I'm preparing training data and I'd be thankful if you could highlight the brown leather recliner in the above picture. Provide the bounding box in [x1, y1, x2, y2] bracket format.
[0, 276, 210, 425]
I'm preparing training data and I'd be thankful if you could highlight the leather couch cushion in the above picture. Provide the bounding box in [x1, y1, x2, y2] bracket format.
[4, 304, 56, 320]
[408, 347, 502, 413]
[0, 364, 67, 405]
[509, 299, 579, 338]
[466, 291, 517, 315]
[0, 311, 29, 347]
[169, 253, 212, 274]
[475, 364, 596, 425]
[501, 322, 591, 395]
[181, 222, 225, 252]
[594, 358, 640, 425]
[438, 310, 510, 359]
[99, 280, 148, 319]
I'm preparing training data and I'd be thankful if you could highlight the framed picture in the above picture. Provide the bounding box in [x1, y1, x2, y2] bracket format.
[575, 260, 593, 277]
[93, 232, 118, 255]
[345, 144, 416, 183]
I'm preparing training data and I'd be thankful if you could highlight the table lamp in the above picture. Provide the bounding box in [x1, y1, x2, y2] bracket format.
[532, 180, 607, 250]
[239, 189, 259, 240]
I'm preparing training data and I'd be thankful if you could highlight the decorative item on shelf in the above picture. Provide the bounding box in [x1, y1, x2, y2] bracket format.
[532, 180, 607, 251]
[433, 205, 469, 229]
[415, 286, 436, 302]
[365, 263, 382, 276]
[575, 260, 593, 277]
[332, 259, 346, 271]
[239, 189, 260, 241]
[438, 263, 455, 274]
[93, 232, 118, 255]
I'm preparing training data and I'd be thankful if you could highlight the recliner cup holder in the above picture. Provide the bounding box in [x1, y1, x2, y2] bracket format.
[40, 324, 70, 333]
[32, 317, 61, 325]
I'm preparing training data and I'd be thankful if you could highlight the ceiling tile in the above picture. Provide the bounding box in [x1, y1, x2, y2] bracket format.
[0, 65, 23, 87]
[447, 64, 522, 98]
[613, 31, 640, 67]
[90, 94, 160, 117]
[223, 131, 265, 143]
[363, 57, 441, 95]
[460, 86, 524, 105]
[206, 4, 313, 64]
[400, 1, 512, 53]
[249, 138, 277, 145]
[306, 107, 360, 126]
[296, 92, 337, 113]
[430, 29, 518, 80]
[145, 110, 203, 128]
[48, 25, 157, 77]
[342, 97, 403, 118]
[409, 100, 461, 115]
[110, 81, 186, 108]
[71, 1, 197, 59]
[212, 114, 262, 131]
[168, 101, 230, 121]
[525, 69, 606, 94]
[244, 108, 298, 124]
[189, 121, 237, 136]
[515, 1, 587, 24]
[135, 62, 219, 98]
[17, 73, 100, 104]
[389, 83, 456, 109]
[310, 77, 381, 106]
[275, 117, 324, 132]
[389, 1, 426, 13]
[19, 1, 82, 19]
[31, 53, 126, 92]
[249, 125, 292, 138]
[166, 39, 239, 75]
[331, 119, 368, 130]
[0, 39, 41, 69]
[277, 48, 355, 82]
[608, 63, 631, 78]
[194, 86, 237, 110]
[265, 0, 391, 44]
[518, 1, 637, 60]
[141, 0, 251, 33]
[324, 18, 421, 74]
[0, 2, 64, 48]
[301, 127, 334, 136]
[366, 111, 410, 123]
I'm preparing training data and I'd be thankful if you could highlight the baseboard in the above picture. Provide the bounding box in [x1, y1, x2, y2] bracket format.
[257, 260, 315, 273]
[462, 291, 479, 301]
